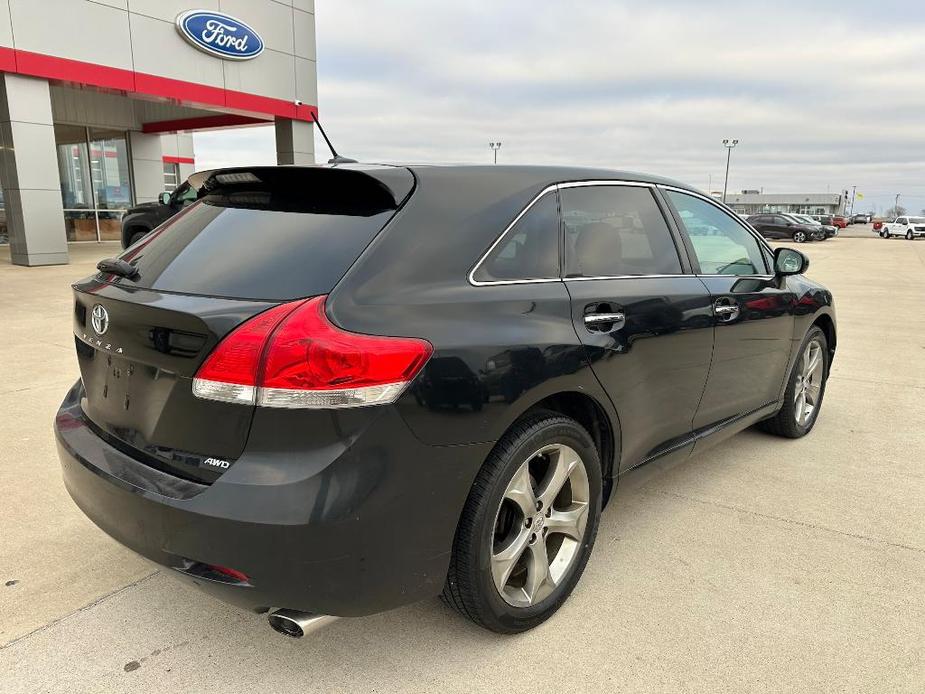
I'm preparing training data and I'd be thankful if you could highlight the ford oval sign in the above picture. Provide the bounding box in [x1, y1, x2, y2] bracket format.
[176, 10, 264, 61]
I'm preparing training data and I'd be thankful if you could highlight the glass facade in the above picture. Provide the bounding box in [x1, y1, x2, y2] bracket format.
[164, 162, 180, 192]
[54, 124, 133, 241]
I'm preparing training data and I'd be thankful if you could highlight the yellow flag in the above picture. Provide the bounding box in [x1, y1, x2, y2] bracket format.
[856, 192, 864, 199]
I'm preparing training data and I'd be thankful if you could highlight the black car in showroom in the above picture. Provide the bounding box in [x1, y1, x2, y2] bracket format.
[55, 165, 836, 636]
[119, 179, 199, 248]
[747, 213, 825, 242]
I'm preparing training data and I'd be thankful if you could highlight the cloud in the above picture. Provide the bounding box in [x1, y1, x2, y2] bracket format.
[196, 0, 925, 213]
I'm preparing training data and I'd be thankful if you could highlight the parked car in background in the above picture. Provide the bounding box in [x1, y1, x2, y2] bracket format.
[747, 213, 825, 242]
[791, 214, 838, 239]
[811, 214, 834, 227]
[120, 179, 199, 248]
[872, 218, 890, 231]
[55, 164, 837, 637]
[831, 215, 848, 229]
[881, 216, 925, 240]
[850, 213, 870, 224]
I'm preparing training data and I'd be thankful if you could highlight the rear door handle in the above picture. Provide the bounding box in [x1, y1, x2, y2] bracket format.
[584, 312, 625, 325]
[583, 311, 625, 333]
[713, 299, 740, 321]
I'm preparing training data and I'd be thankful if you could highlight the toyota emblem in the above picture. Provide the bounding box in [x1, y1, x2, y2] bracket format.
[91, 304, 109, 335]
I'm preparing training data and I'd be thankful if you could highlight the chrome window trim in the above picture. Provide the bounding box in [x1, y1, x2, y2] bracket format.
[564, 274, 687, 282]
[557, 180, 656, 190]
[468, 184, 560, 287]
[468, 179, 664, 287]
[658, 184, 775, 272]
[468, 179, 783, 287]
[696, 273, 776, 280]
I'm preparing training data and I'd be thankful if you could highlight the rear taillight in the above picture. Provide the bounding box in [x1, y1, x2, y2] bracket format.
[192, 296, 433, 409]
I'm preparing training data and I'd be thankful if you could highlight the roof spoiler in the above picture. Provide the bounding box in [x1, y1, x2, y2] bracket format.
[187, 166, 414, 209]
[186, 166, 415, 215]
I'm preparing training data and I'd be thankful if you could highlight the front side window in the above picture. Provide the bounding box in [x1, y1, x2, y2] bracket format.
[473, 192, 560, 283]
[667, 191, 768, 276]
[561, 185, 682, 277]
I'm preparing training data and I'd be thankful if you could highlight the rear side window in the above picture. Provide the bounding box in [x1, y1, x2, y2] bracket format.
[115, 169, 402, 301]
[473, 192, 560, 283]
[562, 185, 682, 277]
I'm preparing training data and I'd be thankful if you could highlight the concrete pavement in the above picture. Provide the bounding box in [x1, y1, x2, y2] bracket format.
[0, 235, 923, 693]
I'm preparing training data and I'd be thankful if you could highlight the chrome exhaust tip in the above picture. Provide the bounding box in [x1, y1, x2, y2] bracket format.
[267, 608, 338, 638]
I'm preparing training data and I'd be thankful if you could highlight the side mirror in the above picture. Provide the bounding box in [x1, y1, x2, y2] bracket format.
[775, 247, 809, 276]
[158, 192, 172, 205]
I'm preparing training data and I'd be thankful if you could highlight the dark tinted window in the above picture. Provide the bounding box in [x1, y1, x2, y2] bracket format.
[115, 170, 400, 300]
[473, 192, 560, 282]
[175, 182, 198, 206]
[667, 191, 768, 276]
[562, 185, 682, 277]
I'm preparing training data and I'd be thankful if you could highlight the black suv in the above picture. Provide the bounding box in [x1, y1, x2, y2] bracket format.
[747, 213, 824, 243]
[56, 165, 836, 636]
[119, 180, 199, 248]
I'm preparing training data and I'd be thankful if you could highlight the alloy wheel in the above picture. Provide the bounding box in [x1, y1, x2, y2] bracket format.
[794, 231, 806, 242]
[491, 444, 590, 608]
[794, 340, 824, 426]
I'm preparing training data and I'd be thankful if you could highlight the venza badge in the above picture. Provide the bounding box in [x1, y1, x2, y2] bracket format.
[176, 10, 264, 61]
[90, 304, 109, 336]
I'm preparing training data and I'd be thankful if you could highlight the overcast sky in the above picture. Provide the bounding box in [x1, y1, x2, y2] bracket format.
[195, 0, 925, 214]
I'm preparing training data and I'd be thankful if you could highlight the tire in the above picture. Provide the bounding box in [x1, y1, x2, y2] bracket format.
[907, 231, 914, 240]
[442, 411, 602, 633]
[758, 326, 829, 439]
[793, 231, 806, 243]
[127, 229, 149, 247]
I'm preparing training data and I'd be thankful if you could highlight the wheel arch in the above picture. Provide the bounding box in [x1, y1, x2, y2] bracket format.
[519, 390, 620, 506]
[811, 312, 836, 364]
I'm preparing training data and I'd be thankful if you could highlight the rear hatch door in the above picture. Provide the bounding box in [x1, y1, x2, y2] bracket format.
[72, 165, 414, 483]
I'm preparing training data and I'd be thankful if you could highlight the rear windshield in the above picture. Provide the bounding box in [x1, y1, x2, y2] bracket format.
[114, 168, 405, 301]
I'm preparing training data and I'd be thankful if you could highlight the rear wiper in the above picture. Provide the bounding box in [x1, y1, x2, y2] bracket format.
[97, 258, 139, 281]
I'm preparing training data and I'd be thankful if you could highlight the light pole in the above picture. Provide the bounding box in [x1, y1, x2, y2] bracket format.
[489, 141, 502, 164]
[722, 138, 738, 203]
[894, 193, 901, 216]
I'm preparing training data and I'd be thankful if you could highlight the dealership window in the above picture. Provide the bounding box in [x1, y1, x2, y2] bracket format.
[164, 162, 180, 192]
[54, 124, 133, 242]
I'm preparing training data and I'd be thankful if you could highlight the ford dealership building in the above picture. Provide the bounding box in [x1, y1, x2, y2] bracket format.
[0, 1, 317, 265]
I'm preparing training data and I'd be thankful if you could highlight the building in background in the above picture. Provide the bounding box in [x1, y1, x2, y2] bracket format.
[720, 191, 847, 216]
[0, 1, 317, 265]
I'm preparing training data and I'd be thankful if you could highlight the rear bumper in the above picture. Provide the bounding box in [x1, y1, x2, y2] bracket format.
[55, 381, 488, 617]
